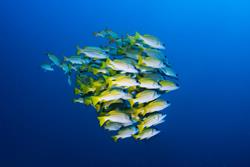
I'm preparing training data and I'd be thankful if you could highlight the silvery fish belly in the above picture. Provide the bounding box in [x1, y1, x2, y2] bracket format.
[142, 99, 170, 116]
[41, 29, 179, 141]
[109, 76, 139, 88]
[131, 90, 160, 105]
[112, 126, 138, 142]
[133, 128, 160, 140]
[137, 113, 167, 132]
[77, 46, 108, 59]
[104, 122, 122, 131]
[107, 58, 139, 73]
[138, 78, 161, 89]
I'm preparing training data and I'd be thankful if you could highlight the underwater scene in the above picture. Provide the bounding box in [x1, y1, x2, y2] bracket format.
[1, 0, 250, 167]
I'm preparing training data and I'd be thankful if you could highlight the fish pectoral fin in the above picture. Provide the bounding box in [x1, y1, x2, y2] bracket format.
[97, 116, 107, 127]
[91, 96, 99, 106]
[67, 76, 72, 86]
[112, 135, 119, 142]
[134, 108, 144, 116]
[100, 62, 107, 69]
[128, 99, 135, 108]
[138, 54, 144, 66]
[127, 86, 137, 93]
[132, 134, 139, 140]
[135, 32, 141, 39]
[76, 46, 82, 55]
[137, 124, 144, 133]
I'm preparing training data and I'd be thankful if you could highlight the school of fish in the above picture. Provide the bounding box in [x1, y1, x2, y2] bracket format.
[41, 29, 179, 142]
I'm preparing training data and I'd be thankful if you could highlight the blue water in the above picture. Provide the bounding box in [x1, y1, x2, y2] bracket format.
[1, 0, 250, 166]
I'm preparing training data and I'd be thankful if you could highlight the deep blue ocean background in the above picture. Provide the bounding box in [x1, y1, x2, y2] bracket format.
[1, 0, 250, 166]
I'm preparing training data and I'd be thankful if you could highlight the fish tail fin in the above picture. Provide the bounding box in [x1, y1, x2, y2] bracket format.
[137, 124, 144, 133]
[92, 80, 101, 88]
[138, 54, 143, 65]
[135, 32, 141, 40]
[103, 76, 112, 88]
[112, 135, 119, 142]
[79, 64, 87, 71]
[76, 46, 82, 55]
[95, 104, 101, 112]
[127, 86, 137, 93]
[92, 68, 99, 75]
[141, 108, 148, 116]
[74, 88, 82, 95]
[133, 134, 139, 140]
[97, 116, 107, 127]
[109, 69, 117, 75]
[107, 79, 114, 88]
[134, 107, 144, 116]
[89, 77, 94, 83]
[128, 99, 135, 107]
[117, 48, 125, 55]
[127, 35, 136, 45]
[131, 114, 140, 122]
[67, 75, 72, 86]
[100, 61, 107, 69]
[102, 75, 109, 82]
[67, 64, 72, 73]
[105, 58, 112, 66]
[91, 96, 99, 106]
[81, 85, 89, 94]
[83, 98, 92, 106]
[64, 56, 68, 62]
[133, 109, 140, 116]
